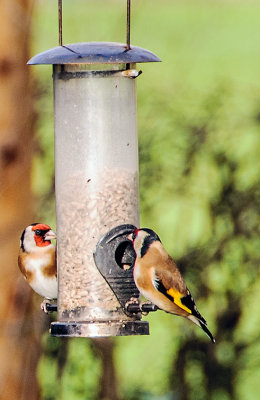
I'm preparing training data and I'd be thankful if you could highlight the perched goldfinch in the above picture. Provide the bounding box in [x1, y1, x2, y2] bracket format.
[18, 223, 57, 312]
[128, 228, 215, 343]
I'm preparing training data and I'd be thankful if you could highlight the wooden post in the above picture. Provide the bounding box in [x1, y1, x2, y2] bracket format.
[0, 1, 43, 399]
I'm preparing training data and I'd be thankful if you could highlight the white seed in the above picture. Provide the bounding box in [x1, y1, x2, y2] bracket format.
[57, 168, 139, 321]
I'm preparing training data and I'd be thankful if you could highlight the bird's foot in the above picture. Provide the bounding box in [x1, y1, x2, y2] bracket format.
[125, 296, 139, 306]
[124, 297, 140, 313]
[41, 299, 51, 314]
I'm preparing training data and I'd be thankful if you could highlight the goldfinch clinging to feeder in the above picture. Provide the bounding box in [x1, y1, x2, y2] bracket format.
[128, 228, 215, 343]
[18, 223, 57, 312]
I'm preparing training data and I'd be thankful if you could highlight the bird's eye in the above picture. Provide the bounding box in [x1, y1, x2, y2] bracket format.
[35, 229, 41, 235]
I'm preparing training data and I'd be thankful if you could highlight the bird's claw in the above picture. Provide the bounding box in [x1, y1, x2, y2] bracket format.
[125, 297, 140, 306]
[124, 297, 141, 314]
[41, 299, 51, 314]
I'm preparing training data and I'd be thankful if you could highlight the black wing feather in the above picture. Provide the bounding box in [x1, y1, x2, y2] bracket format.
[181, 290, 207, 325]
[155, 279, 174, 302]
[154, 274, 207, 325]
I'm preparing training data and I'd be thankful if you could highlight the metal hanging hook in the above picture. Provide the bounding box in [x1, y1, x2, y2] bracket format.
[126, 0, 131, 50]
[58, 0, 63, 46]
[58, 0, 131, 50]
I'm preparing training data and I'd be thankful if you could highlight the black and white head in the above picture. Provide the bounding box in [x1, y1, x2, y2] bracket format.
[128, 228, 161, 258]
[20, 223, 56, 253]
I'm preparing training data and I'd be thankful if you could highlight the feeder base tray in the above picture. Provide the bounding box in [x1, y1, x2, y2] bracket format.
[50, 320, 149, 337]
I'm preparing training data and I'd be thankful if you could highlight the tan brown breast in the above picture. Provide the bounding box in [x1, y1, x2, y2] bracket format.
[42, 249, 56, 278]
[18, 251, 36, 284]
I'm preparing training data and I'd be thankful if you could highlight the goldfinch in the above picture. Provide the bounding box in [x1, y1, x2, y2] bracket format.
[128, 228, 215, 343]
[18, 223, 57, 312]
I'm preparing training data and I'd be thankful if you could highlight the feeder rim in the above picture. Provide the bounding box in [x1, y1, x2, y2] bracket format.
[27, 41, 161, 65]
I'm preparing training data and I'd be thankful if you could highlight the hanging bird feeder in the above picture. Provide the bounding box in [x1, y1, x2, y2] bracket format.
[28, 0, 160, 337]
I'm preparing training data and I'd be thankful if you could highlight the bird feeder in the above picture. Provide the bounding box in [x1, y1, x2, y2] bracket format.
[28, 0, 160, 337]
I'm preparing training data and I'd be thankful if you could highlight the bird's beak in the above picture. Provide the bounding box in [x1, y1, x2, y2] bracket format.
[44, 230, 56, 240]
[127, 233, 133, 241]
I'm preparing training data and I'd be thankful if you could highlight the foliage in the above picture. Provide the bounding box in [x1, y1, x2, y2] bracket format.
[39, 334, 101, 400]
[33, 1, 260, 399]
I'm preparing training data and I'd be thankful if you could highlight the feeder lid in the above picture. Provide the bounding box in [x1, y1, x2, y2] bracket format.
[28, 41, 161, 65]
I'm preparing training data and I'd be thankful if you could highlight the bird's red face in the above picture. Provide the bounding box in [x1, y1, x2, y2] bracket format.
[127, 228, 140, 244]
[31, 223, 56, 248]
[128, 228, 161, 258]
[131, 228, 139, 242]
[128, 228, 148, 257]
[20, 223, 56, 253]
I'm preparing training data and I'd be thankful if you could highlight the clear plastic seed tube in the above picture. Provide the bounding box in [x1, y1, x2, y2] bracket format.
[53, 64, 139, 323]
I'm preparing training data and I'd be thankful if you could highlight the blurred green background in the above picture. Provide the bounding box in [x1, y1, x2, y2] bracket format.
[31, 0, 260, 399]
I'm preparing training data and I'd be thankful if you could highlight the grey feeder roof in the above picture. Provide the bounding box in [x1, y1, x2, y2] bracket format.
[28, 42, 161, 65]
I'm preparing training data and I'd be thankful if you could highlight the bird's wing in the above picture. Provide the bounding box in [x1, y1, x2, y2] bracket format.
[154, 262, 207, 325]
[18, 251, 27, 278]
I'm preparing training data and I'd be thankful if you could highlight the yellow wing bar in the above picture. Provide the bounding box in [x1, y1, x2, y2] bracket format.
[167, 288, 192, 314]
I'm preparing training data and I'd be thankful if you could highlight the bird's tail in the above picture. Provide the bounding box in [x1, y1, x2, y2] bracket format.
[188, 315, 215, 343]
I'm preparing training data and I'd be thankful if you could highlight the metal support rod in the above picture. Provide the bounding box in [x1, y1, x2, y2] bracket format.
[58, 0, 63, 46]
[125, 303, 158, 314]
[45, 303, 158, 314]
[126, 0, 131, 50]
[46, 303, 58, 312]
